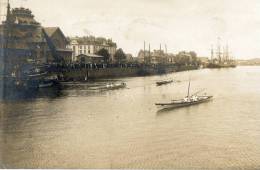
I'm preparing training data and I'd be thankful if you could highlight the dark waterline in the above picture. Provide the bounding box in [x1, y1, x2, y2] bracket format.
[1, 66, 260, 169]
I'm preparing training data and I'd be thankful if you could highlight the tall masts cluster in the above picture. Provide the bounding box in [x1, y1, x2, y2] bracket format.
[143, 42, 168, 55]
[143, 41, 168, 63]
[211, 43, 233, 62]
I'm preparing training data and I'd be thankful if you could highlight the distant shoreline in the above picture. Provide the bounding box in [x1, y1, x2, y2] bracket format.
[237, 64, 260, 66]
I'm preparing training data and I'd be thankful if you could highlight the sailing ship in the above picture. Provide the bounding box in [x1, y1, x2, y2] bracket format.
[155, 79, 213, 110]
[208, 39, 237, 68]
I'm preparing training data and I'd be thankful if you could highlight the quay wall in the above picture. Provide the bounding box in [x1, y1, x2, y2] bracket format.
[62, 67, 139, 80]
[59, 65, 199, 81]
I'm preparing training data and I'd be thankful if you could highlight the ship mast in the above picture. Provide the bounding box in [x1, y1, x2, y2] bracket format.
[149, 43, 151, 64]
[211, 45, 214, 61]
[1, 0, 11, 76]
[217, 37, 222, 63]
[4, 0, 11, 58]
[226, 44, 229, 61]
[143, 41, 146, 63]
[187, 77, 191, 98]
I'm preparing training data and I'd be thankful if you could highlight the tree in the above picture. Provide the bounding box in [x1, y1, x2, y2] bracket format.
[174, 51, 199, 66]
[114, 48, 127, 63]
[96, 48, 110, 63]
[189, 51, 199, 65]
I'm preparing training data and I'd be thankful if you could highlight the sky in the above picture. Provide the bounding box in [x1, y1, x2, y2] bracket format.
[4, 0, 260, 59]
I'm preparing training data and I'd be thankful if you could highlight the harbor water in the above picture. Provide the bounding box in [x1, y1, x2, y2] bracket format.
[0, 66, 260, 169]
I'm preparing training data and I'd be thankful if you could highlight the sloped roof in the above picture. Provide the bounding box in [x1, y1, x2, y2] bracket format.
[44, 27, 59, 37]
[44, 27, 69, 44]
[69, 36, 117, 47]
[77, 54, 104, 58]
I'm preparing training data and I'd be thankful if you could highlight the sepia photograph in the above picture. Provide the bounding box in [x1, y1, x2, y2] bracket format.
[0, 0, 260, 169]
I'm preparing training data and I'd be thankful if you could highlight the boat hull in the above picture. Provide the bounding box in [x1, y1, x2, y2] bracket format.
[207, 63, 237, 69]
[102, 83, 126, 90]
[39, 81, 54, 88]
[156, 96, 213, 110]
[156, 80, 173, 86]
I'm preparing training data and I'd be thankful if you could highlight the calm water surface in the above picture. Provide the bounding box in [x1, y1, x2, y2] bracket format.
[1, 66, 260, 169]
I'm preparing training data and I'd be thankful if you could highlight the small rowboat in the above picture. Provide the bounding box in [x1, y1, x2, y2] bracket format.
[156, 80, 173, 86]
[105, 82, 126, 90]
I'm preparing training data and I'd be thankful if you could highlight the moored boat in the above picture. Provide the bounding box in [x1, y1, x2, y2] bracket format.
[105, 82, 126, 90]
[156, 80, 173, 86]
[39, 81, 54, 88]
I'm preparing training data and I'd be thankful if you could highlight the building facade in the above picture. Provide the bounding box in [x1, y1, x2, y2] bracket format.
[137, 49, 174, 64]
[0, 5, 72, 67]
[43, 27, 72, 63]
[0, 6, 47, 71]
[67, 36, 117, 62]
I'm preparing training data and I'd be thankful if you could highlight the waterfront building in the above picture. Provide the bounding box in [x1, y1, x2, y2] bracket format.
[126, 53, 134, 62]
[43, 27, 72, 63]
[0, 6, 47, 73]
[137, 49, 170, 64]
[0, 4, 72, 68]
[67, 36, 117, 62]
[137, 50, 149, 63]
[151, 50, 168, 64]
[199, 57, 210, 64]
[76, 54, 104, 64]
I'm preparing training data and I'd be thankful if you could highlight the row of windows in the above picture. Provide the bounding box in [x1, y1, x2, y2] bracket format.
[79, 50, 91, 54]
[71, 45, 116, 56]
[71, 45, 115, 51]
[79, 45, 92, 50]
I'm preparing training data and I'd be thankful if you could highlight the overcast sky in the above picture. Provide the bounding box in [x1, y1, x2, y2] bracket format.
[7, 0, 260, 58]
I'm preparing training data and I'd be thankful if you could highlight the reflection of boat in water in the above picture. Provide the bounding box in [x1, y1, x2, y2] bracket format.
[38, 75, 58, 88]
[3, 83, 62, 101]
[156, 79, 213, 110]
[105, 82, 126, 90]
[39, 81, 53, 88]
[156, 80, 173, 86]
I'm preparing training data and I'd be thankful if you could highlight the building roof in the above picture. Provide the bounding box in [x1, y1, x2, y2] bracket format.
[9, 7, 40, 26]
[44, 27, 60, 37]
[44, 27, 69, 44]
[69, 36, 117, 47]
[77, 54, 104, 58]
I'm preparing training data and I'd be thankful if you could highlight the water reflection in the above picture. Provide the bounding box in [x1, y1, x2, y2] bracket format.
[156, 99, 213, 115]
[1, 79, 129, 101]
[1, 67, 260, 169]
[1, 86, 61, 101]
